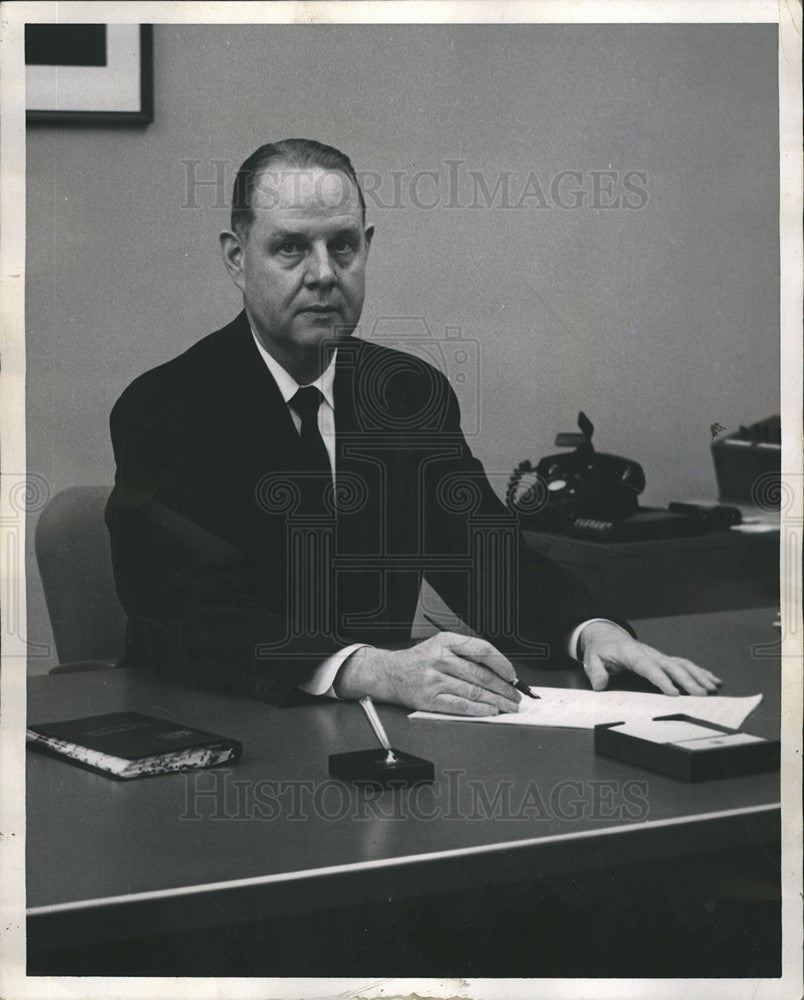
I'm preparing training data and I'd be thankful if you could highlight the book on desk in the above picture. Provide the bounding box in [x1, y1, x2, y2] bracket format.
[26, 711, 242, 780]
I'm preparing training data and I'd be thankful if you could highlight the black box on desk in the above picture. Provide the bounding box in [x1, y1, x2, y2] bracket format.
[711, 417, 780, 506]
[329, 748, 434, 787]
[594, 714, 780, 782]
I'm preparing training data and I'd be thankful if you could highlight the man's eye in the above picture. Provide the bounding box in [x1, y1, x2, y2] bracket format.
[332, 240, 356, 256]
[276, 242, 303, 257]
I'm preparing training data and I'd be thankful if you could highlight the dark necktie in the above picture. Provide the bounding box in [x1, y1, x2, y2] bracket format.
[289, 385, 331, 515]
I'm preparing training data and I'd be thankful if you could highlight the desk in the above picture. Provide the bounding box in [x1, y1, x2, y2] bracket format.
[27, 607, 781, 975]
[523, 527, 779, 618]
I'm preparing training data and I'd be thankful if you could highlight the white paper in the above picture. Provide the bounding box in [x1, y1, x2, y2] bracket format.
[611, 719, 725, 743]
[608, 720, 767, 748]
[671, 732, 765, 749]
[410, 687, 763, 731]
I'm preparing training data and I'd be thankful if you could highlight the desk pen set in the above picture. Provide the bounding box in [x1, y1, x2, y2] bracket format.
[328, 697, 434, 787]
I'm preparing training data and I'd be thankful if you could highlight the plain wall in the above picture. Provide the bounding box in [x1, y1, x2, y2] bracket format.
[25, 23, 780, 672]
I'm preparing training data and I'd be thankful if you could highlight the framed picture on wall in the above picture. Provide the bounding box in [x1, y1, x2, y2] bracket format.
[25, 23, 153, 125]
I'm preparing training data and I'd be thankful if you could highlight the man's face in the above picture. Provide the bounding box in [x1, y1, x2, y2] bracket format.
[221, 164, 372, 367]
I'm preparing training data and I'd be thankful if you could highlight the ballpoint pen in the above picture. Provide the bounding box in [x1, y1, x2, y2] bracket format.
[420, 613, 539, 700]
[358, 697, 398, 765]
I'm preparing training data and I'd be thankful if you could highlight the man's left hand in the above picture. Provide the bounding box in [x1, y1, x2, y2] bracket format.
[578, 621, 722, 695]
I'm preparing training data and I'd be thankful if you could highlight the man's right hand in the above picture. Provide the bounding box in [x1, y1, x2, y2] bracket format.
[332, 633, 522, 716]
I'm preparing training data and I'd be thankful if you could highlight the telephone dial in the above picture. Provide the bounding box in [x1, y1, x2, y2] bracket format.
[506, 411, 645, 534]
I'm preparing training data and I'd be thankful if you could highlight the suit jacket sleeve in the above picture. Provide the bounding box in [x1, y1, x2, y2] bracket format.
[420, 374, 634, 665]
[106, 374, 348, 706]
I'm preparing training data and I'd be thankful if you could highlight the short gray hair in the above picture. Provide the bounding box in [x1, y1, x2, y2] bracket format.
[230, 138, 366, 238]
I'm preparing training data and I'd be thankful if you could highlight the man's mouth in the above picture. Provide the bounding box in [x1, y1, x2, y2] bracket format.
[299, 305, 339, 314]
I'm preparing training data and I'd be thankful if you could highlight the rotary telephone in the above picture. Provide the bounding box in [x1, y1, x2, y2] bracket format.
[506, 412, 646, 535]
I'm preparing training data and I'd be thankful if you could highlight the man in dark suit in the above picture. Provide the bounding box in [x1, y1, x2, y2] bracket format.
[107, 139, 721, 710]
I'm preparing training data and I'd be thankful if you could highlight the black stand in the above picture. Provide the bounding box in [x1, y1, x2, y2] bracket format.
[328, 748, 434, 787]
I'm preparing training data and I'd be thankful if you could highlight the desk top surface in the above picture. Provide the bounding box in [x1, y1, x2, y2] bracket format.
[27, 607, 781, 920]
[522, 523, 780, 554]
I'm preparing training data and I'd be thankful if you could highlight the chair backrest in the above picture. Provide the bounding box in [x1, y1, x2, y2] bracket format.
[35, 485, 127, 665]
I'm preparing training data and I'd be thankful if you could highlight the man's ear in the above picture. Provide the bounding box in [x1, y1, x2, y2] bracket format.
[219, 230, 246, 291]
[364, 224, 375, 252]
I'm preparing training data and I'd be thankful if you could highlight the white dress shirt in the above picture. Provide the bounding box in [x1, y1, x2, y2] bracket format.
[251, 329, 365, 697]
[251, 327, 624, 697]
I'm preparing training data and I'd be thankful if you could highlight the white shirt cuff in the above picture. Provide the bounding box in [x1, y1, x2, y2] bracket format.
[568, 619, 626, 660]
[297, 643, 369, 699]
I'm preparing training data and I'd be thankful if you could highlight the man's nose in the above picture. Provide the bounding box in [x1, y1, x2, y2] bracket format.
[303, 245, 336, 287]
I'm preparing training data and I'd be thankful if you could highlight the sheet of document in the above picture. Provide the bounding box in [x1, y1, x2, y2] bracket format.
[409, 687, 763, 730]
[610, 719, 765, 746]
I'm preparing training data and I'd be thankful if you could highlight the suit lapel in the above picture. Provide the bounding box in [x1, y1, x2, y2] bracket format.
[333, 337, 361, 441]
[218, 312, 300, 468]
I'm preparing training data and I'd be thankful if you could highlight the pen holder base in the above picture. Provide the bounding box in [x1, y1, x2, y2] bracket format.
[328, 748, 434, 787]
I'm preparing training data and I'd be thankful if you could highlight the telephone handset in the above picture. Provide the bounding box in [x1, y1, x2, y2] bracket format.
[507, 412, 645, 534]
